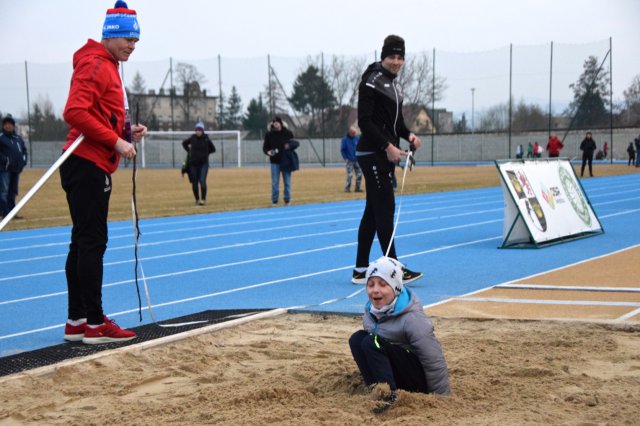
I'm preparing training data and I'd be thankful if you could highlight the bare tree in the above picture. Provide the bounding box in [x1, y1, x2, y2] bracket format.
[397, 51, 447, 106]
[174, 62, 207, 128]
[620, 73, 640, 126]
[479, 102, 509, 131]
[305, 54, 367, 108]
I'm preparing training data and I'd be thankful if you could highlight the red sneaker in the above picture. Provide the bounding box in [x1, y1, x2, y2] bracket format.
[82, 316, 136, 344]
[64, 321, 86, 342]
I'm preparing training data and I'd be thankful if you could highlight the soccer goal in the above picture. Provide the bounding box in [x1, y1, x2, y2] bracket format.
[141, 130, 243, 168]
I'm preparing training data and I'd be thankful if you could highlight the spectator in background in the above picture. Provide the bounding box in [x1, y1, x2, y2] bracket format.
[579, 131, 597, 177]
[627, 142, 635, 166]
[263, 116, 295, 206]
[533, 142, 542, 158]
[526, 142, 533, 158]
[546, 133, 564, 158]
[602, 141, 608, 159]
[60, 0, 147, 344]
[182, 120, 216, 206]
[515, 144, 523, 159]
[635, 137, 640, 167]
[340, 126, 363, 193]
[0, 115, 28, 219]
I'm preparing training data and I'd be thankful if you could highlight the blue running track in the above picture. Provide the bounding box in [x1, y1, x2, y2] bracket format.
[1, 173, 639, 356]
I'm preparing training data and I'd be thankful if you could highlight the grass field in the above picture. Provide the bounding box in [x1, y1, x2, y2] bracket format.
[4, 162, 638, 231]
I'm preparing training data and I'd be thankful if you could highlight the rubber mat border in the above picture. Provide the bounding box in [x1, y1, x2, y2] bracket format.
[0, 309, 269, 378]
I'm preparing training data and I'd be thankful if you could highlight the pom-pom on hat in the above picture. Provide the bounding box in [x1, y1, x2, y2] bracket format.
[366, 256, 404, 296]
[103, 1, 140, 40]
[195, 120, 205, 131]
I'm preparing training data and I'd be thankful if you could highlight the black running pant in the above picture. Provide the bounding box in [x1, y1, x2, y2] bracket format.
[581, 152, 594, 176]
[355, 152, 397, 268]
[60, 154, 111, 325]
[349, 330, 428, 392]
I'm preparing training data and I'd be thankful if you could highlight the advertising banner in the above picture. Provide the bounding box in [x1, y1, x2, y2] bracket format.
[495, 159, 603, 248]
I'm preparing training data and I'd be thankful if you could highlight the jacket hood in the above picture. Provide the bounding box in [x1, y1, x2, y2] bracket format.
[361, 61, 396, 82]
[73, 39, 117, 69]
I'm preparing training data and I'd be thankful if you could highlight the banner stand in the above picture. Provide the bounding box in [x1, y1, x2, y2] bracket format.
[495, 158, 604, 249]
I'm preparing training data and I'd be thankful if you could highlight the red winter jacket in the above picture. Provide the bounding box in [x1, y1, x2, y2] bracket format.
[546, 136, 564, 157]
[63, 39, 125, 174]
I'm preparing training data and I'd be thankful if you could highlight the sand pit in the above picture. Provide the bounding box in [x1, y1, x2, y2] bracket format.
[1, 313, 639, 425]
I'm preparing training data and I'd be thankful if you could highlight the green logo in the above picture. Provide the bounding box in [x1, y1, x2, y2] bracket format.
[558, 167, 591, 226]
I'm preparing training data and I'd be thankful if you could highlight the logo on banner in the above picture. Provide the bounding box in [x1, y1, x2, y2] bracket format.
[505, 169, 547, 232]
[558, 167, 591, 225]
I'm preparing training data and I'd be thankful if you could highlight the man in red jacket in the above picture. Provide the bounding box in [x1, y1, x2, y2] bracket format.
[546, 133, 564, 158]
[60, 1, 147, 344]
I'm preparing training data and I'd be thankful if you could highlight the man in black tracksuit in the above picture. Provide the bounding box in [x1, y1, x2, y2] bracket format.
[351, 35, 423, 285]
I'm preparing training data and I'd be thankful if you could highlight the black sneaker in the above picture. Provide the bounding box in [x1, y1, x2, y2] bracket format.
[402, 267, 423, 285]
[372, 390, 398, 414]
[352, 269, 367, 285]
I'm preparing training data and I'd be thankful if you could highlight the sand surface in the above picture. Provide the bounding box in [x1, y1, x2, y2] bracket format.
[1, 313, 639, 425]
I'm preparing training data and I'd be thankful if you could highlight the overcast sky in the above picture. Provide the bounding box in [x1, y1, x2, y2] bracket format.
[2, 0, 639, 118]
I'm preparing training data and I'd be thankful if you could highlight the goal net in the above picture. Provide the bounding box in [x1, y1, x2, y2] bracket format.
[140, 130, 243, 168]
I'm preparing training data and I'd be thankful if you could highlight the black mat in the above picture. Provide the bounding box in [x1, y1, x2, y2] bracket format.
[0, 309, 269, 378]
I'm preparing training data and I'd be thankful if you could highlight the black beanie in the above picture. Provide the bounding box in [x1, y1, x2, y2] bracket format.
[381, 35, 405, 60]
[2, 116, 15, 126]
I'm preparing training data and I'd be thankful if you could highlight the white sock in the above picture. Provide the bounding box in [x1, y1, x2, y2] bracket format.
[87, 322, 105, 328]
[67, 318, 87, 326]
[355, 267, 367, 273]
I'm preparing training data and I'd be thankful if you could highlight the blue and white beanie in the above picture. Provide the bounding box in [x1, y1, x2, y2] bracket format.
[365, 256, 404, 296]
[195, 121, 205, 131]
[102, 1, 140, 40]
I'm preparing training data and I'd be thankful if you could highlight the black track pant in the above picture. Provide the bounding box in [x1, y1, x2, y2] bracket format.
[349, 330, 428, 392]
[60, 154, 111, 325]
[355, 152, 397, 267]
[581, 152, 594, 176]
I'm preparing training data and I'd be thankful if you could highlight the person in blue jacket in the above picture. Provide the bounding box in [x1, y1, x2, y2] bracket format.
[0, 115, 28, 218]
[340, 126, 362, 193]
[349, 256, 450, 413]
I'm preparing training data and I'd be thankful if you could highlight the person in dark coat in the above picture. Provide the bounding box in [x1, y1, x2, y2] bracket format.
[262, 116, 296, 206]
[182, 120, 215, 206]
[627, 142, 636, 166]
[351, 34, 423, 285]
[579, 131, 597, 177]
[0, 115, 28, 218]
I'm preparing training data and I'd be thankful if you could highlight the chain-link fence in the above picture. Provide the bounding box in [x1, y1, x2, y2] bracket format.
[3, 38, 638, 167]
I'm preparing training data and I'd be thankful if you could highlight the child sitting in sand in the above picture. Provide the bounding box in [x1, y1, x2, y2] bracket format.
[349, 256, 450, 413]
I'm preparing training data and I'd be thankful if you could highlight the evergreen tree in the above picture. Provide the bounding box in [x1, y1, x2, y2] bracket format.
[223, 86, 243, 129]
[289, 65, 336, 135]
[242, 95, 269, 138]
[565, 55, 610, 128]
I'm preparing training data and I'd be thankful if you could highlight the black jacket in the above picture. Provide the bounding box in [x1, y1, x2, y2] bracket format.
[579, 137, 597, 155]
[356, 62, 411, 153]
[262, 126, 294, 164]
[182, 134, 215, 165]
[0, 130, 28, 172]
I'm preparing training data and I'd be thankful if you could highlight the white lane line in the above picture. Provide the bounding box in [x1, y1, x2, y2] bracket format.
[0, 235, 499, 338]
[0, 217, 503, 282]
[616, 307, 640, 322]
[448, 297, 640, 307]
[495, 284, 640, 293]
[1, 197, 503, 252]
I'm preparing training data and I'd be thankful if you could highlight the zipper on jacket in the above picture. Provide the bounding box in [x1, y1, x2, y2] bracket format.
[392, 81, 399, 138]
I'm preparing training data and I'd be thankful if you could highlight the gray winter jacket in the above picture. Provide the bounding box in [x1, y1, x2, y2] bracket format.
[363, 288, 450, 395]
